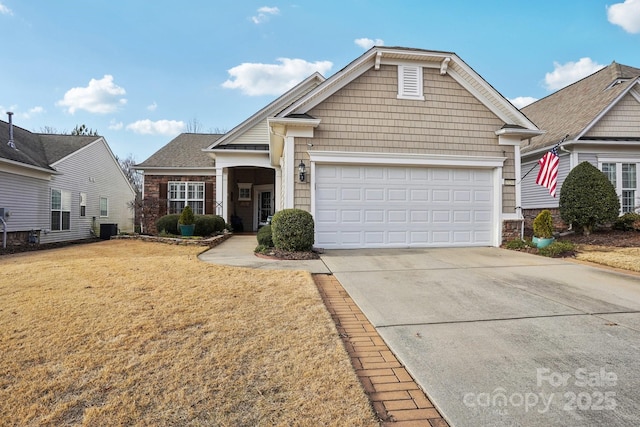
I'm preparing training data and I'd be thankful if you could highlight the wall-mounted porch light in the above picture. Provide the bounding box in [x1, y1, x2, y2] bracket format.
[298, 160, 306, 182]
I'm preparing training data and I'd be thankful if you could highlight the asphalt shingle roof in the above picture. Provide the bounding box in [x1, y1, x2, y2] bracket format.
[136, 133, 223, 168]
[0, 120, 96, 171]
[521, 61, 640, 153]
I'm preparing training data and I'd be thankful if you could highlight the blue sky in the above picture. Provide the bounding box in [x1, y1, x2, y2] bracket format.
[1, 1, 639, 163]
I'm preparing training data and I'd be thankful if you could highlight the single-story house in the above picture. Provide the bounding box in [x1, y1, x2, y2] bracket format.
[0, 113, 136, 248]
[137, 46, 543, 248]
[520, 61, 640, 228]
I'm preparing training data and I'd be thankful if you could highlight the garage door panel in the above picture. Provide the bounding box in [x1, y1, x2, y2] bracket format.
[315, 164, 494, 248]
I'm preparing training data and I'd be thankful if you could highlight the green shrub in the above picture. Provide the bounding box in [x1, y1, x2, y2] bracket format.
[613, 212, 640, 231]
[559, 162, 620, 235]
[537, 241, 575, 258]
[194, 215, 226, 236]
[155, 214, 180, 235]
[533, 209, 554, 238]
[504, 239, 531, 250]
[271, 209, 314, 252]
[179, 205, 195, 225]
[257, 225, 274, 247]
[254, 244, 270, 254]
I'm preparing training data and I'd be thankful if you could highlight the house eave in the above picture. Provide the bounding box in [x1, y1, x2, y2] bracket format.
[0, 157, 58, 177]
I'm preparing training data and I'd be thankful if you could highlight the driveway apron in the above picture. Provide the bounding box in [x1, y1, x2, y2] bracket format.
[320, 247, 640, 427]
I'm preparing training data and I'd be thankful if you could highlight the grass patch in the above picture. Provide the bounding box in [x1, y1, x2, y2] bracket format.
[0, 240, 377, 426]
[576, 246, 640, 273]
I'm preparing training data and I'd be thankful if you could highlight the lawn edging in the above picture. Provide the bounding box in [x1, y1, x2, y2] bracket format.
[113, 232, 232, 248]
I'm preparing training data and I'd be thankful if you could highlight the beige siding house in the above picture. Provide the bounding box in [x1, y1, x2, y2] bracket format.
[138, 46, 542, 248]
[521, 62, 640, 225]
[0, 116, 136, 248]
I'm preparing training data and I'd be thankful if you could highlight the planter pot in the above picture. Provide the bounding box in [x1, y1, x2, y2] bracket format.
[180, 224, 195, 237]
[532, 236, 539, 246]
[535, 237, 555, 248]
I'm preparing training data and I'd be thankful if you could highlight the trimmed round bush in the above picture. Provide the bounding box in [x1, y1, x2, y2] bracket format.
[559, 161, 620, 235]
[194, 215, 226, 236]
[155, 214, 180, 235]
[271, 209, 314, 252]
[613, 212, 640, 231]
[257, 225, 274, 247]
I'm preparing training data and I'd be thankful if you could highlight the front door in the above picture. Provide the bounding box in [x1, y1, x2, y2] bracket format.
[254, 185, 274, 230]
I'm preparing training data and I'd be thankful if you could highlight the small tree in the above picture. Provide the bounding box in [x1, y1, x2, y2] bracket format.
[533, 209, 554, 239]
[179, 205, 195, 225]
[559, 161, 620, 235]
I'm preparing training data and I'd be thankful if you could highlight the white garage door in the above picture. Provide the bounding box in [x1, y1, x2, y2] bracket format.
[315, 164, 495, 248]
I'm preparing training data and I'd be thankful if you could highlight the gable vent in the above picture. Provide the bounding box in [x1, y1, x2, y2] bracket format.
[398, 65, 424, 100]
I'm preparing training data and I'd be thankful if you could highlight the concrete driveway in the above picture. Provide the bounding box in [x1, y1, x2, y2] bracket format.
[320, 247, 640, 427]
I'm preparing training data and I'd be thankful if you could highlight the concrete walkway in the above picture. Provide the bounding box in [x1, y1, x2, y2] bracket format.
[198, 235, 330, 273]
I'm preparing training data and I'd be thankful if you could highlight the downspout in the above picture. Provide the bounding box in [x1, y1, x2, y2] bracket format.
[1, 217, 6, 249]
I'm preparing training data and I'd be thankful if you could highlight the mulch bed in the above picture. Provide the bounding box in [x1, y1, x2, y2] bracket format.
[558, 229, 640, 247]
[256, 248, 321, 260]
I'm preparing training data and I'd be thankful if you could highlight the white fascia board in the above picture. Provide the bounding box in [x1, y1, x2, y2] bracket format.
[308, 151, 506, 168]
[138, 167, 216, 176]
[495, 128, 545, 143]
[0, 159, 55, 180]
[215, 152, 272, 169]
[577, 78, 640, 139]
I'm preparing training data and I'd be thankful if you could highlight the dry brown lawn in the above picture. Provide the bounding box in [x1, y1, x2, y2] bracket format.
[575, 245, 640, 273]
[0, 240, 378, 426]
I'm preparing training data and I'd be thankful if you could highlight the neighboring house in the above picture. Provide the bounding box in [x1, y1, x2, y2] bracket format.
[521, 62, 640, 227]
[0, 115, 136, 248]
[137, 46, 542, 248]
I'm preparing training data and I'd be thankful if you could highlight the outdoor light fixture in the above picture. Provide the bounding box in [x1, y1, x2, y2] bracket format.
[298, 160, 306, 182]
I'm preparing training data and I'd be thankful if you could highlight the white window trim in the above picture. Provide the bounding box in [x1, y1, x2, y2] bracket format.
[237, 183, 252, 201]
[80, 192, 87, 217]
[397, 64, 424, 101]
[598, 159, 639, 214]
[51, 189, 71, 231]
[100, 197, 109, 217]
[168, 181, 206, 214]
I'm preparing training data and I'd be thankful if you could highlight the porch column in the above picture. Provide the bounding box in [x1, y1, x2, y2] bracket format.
[275, 167, 283, 211]
[284, 135, 295, 208]
[215, 167, 225, 218]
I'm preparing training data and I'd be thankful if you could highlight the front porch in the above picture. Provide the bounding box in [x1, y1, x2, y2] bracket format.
[218, 166, 278, 232]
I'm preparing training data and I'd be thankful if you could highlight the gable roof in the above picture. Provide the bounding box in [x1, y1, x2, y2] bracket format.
[0, 119, 97, 173]
[205, 72, 325, 150]
[136, 133, 223, 168]
[278, 46, 539, 132]
[521, 61, 640, 153]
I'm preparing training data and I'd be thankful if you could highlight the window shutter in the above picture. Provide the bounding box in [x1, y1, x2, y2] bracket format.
[205, 183, 214, 215]
[158, 182, 168, 216]
[398, 65, 424, 100]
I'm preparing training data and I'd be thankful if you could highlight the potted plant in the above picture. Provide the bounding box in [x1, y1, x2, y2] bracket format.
[533, 209, 555, 248]
[179, 205, 196, 237]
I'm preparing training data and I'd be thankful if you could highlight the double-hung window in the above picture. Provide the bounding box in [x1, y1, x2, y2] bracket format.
[51, 189, 71, 231]
[168, 182, 205, 214]
[600, 161, 638, 213]
[100, 197, 109, 217]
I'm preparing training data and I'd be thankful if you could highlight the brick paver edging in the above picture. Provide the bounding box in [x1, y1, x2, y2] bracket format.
[313, 274, 449, 427]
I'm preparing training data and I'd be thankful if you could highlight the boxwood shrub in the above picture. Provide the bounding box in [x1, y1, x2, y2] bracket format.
[155, 214, 180, 235]
[156, 214, 225, 236]
[194, 215, 226, 236]
[271, 209, 314, 252]
[257, 224, 274, 247]
[613, 212, 640, 231]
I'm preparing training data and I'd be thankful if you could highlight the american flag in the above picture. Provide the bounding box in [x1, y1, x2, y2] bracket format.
[535, 145, 560, 197]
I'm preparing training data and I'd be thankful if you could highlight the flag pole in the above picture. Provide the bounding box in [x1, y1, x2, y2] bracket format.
[519, 134, 569, 183]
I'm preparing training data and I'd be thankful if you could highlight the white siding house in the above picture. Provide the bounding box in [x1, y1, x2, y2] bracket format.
[0, 117, 135, 248]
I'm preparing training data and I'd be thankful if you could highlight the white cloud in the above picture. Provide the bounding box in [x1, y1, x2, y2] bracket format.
[0, 2, 13, 15]
[57, 75, 127, 114]
[146, 101, 158, 111]
[252, 6, 280, 24]
[509, 97, 538, 109]
[544, 58, 606, 91]
[126, 119, 185, 135]
[222, 58, 333, 96]
[354, 38, 384, 50]
[108, 119, 124, 130]
[607, 0, 640, 33]
[20, 106, 45, 119]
